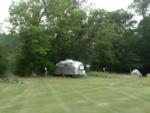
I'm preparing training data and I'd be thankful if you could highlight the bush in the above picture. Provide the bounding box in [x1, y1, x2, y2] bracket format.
[0, 53, 7, 77]
[88, 71, 123, 78]
[0, 73, 21, 84]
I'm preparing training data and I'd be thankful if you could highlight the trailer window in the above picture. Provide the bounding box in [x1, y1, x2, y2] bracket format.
[79, 65, 84, 70]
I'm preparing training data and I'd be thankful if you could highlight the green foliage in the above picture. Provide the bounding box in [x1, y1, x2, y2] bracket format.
[0, 34, 20, 74]
[14, 26, 55, 75]
[88, 71, 112, 78]
[88, 9, 138, 72]
[130, 0, 150, 72]
[130, 0, 150, 17]
[0, 38, 6, 76]
[0, 56, 6, 76]
[9, 0, 90, 76]
[7, 0, 150, 76]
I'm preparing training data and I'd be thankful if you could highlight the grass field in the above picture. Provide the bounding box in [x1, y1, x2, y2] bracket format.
[0, 75, 150, 113]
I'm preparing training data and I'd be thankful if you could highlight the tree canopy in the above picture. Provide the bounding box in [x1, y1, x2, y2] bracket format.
[0, 0, 148, 76]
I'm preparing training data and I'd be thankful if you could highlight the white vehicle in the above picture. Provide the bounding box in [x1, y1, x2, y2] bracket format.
[55, 59, 86, 76]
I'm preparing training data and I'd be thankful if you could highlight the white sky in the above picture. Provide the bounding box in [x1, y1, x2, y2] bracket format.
[0, 0, 12, 22]
[88, 0, 133, 11]
[0, 0, 138, 32]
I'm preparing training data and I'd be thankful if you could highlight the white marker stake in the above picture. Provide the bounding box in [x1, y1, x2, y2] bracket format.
[45, 67, 48, 77]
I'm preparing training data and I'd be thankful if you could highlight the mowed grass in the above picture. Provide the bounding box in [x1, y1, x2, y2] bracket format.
[0, 75, 150, 113]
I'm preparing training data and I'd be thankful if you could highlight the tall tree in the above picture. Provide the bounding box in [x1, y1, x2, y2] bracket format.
[9, 0, 54, 75]
[88, 9, 138, 72]
[9, 0, 88, 75]
[130, 0, 150, 74]
[130, 0, 150, 18]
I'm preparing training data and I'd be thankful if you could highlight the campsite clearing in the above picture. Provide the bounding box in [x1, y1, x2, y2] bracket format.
[0, 75, 150, 113]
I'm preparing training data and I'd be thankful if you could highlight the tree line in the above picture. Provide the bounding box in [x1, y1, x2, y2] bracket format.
[0, 0, 150, 76]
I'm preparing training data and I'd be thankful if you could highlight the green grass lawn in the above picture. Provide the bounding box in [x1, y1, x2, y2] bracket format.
[0, 75, 150, 113]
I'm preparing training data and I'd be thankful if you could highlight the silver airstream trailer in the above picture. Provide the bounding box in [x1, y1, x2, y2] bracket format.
[55, 59, 86, 76]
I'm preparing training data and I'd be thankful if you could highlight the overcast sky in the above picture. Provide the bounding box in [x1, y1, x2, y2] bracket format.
[88, 0, 133, 11]
[0, 0, 12, 22]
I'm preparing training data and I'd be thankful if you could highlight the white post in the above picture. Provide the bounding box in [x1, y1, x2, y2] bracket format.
[103, 67, 106, 73]
[45, 67, 48, 77]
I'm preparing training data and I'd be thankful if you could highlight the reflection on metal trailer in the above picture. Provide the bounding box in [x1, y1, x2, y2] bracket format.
[55, 59, 86, 76]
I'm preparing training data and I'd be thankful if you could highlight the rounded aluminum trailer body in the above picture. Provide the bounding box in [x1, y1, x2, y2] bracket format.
[55, 60, 86, 76]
